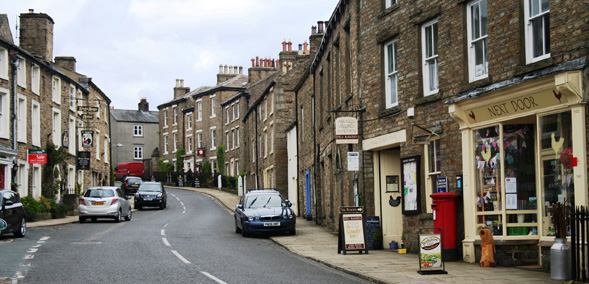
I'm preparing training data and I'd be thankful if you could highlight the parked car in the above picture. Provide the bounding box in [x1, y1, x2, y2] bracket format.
[122, 176, 143, 195]
[78, 187, 132, 223]
[0, 189, 26, 237]
[114, 162, 144, 181]
[234, 189, 296, 237]
[134, 182, 167, 210]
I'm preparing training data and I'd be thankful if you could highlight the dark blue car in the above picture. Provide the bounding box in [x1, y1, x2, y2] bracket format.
[234, 189, 296, 237]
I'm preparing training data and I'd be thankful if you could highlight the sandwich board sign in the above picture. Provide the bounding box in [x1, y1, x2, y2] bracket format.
[417, 228, 447, 275]
[338, 206, 368, 255]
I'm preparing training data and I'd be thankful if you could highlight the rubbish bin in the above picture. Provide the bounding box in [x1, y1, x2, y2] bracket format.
[431, 192, 459, 261]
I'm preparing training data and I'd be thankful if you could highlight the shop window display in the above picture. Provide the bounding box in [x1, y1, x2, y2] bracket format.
[539, 112, 573, 237]
[474, 126, 502, 235]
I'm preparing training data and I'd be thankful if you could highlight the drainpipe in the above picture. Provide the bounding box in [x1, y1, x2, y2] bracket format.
[9, 52, 19, 184]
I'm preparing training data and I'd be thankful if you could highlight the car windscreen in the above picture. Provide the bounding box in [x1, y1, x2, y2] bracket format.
[138, 184, 162, 192]
[84, 189, 115, 198]
[127, 179, 142, 185]
[245, 194, 284, 208]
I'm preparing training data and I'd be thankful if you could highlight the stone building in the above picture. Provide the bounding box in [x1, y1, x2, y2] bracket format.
[158, 68, 247, 174]
[0, 10, 111, 199]
[110, 99, 159, 176]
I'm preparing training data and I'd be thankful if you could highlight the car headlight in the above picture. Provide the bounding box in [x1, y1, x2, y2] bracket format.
[134, 193, 139, 199]
[247, 216, 260, 221]
[157, 193, 163, 198]
[283, 214, 294, 219]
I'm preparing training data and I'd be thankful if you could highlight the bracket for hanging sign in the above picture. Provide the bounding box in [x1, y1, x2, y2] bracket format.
[411, 123, 439, 145]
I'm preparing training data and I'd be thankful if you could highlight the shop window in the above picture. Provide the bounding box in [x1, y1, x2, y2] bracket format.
[539, 112, 572, 237]
[425, 139, 441, 213]
[474, 125, 502, 235]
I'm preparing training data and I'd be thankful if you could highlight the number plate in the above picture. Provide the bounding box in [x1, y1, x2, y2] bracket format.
[264, 222, 280, 227]
[93, 201, 105, 205]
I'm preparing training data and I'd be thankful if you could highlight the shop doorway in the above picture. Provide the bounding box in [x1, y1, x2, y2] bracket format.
[377, 149, 402, 244]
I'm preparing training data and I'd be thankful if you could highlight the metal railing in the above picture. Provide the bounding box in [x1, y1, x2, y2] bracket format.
[571, 206, 588, 281]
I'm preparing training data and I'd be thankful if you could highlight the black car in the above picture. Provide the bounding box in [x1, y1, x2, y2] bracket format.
[134, 182, 167, 210]
[122, 176, 143, 195]
[234, 189, 296, 237]
[0, 189, 26, 237]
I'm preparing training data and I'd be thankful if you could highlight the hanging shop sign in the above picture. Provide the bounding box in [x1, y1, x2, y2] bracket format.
[347, 152, 359, 171]
[77, 106, 99, 112]
[77, 151, 91, 170]
[335, 117, 358, 144]
[466, 89, 566, 124]
[417, 228, 447, 275]
[81, 130, 94, 147]
[28, 149, 47, 164]
[337, 206, 368, 255]
[197, 148, 206, 157]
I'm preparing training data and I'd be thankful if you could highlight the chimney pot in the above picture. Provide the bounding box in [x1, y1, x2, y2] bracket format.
[251, 59, 255, 67]
[256, 56, 259, 67]
[288, 41, 292, 51]
[239, 66, 243, 74]
[312, 25, 317, 34]
[298, 44, 302, 51]
[304, 41, 308, 52]
[282, 40, 287, 52]
[219, 64, 223, 74]
[224, 64, 228, 74]
[318, 21, 324, 33]
[29, 9, 34, 13]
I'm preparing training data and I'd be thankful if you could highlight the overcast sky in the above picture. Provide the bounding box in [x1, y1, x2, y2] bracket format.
[1, 0, 339, 110]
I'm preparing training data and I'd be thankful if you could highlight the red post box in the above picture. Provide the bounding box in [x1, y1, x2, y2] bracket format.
[431, 192, 459, 261]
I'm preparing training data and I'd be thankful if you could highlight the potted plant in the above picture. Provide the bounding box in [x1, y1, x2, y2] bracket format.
[551, 202, 571, 280]
[389, 241, 398, 250]
[372, 228, 383, 250]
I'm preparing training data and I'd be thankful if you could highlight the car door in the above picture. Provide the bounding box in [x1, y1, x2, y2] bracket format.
[1, 192, 17, 232]
[116, 189, 130, 214]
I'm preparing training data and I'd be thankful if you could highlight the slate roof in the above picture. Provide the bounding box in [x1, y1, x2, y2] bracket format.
[110, 109, 159, 123]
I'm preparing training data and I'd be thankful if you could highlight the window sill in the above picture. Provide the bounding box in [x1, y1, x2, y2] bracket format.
[379, 3, 400, 18]
[379, 105, 402, 118]
[460, 77, 492, 93]
[415, 92, 443, 106]
[515, 57, 554, 77]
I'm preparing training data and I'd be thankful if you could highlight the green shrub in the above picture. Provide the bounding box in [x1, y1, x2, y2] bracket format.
[21, 196, 45, 222]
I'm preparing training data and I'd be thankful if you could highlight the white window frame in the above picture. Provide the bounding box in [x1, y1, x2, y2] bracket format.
[16, 160, 28, 198]
[95, 129, 101, 160]
[16, 56, 26, 88]
[467, 0, 489, 82]
[385, 0, 397, 9]
[225, 106, 230, 125]
[421, 19, 439, 96]
[173, 130, 178, 153]
[186, 113, 193, 130]
[196, 130, 203, 148]
[17, 94, 27, 143]
[163, 108, 169, 128]
[424, 139, 441, 213]
[235, 127, 240, 148]
[0, 48, 7, 80]
[134, 146, 143, 160]
[31, 64, 40, 95]
[524, 0, 550, 64]
[210, 127, 216, 150]
[197, 100, 203, 121]
[225, 131, 229, 152]
[232, 104, 236, 121]
[187, 134, 193, 154]
[163, 133, 169, 154]
[231, 128, 235, 150]
[104, 134, 109, 163]
[134, 125, 143, 137]
[173, 106, 178, 125]
[210, 95, 216, 118]
[69, 116, 76, 155]
[384, 39, 399, 108]
[69, 85, 76, 111]
[96, 99, 101, 121]
[31, 100, 40, 146]
[236, 102, 240, 119]
[52, 76, 61, 105]
[52, 108, 61, 146]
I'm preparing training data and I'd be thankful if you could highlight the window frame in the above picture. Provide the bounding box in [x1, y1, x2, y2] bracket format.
[52, 76, 62, 105]
[421, 19, 439, 97]
[31, 100, 40, 146]
[384, 39, 399, 108]
[134, 146, 144, 160]
[133, 125, 143, 137]
[16, 56, 26, 88]
[467, 0, 489, 82]
[524, 0, 551, 63]
[17, 94, 27, 143]
[424, 139, 441, 213]
[210, 95, 216, 118]
[31, 64, 40, 95]
[0, 48, 7, 80]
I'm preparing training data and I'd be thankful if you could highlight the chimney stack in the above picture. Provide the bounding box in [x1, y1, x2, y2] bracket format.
[19, 11, 55, 62]
[173, 78, 190, 99]
[138, 98, 149, 112]
[54, 56, 76, 71]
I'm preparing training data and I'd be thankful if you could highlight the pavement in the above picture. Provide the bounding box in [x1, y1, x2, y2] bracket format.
[26, 186, 570, 284]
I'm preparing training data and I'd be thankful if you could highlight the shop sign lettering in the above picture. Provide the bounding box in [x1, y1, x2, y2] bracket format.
[467, 89, 565, 123]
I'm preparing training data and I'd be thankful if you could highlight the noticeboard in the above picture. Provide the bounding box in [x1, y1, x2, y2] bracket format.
[338, 206, 368, 255]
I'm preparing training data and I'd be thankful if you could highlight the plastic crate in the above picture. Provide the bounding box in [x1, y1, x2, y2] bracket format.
[508, 227, 528, 235]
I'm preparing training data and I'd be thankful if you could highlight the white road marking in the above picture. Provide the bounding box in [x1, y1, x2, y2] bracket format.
[171, 250, 191, 264]
[27, 248, 38, 253]
[40, 236, 50, 241]
[162, 238, 170, 247]
[161, 229, 166, 236]
[200, 271, 227, 284]
[23, 255, 34, 260]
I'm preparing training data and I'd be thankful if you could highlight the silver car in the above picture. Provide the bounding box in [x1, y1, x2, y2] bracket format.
[78, 187, 132, 223]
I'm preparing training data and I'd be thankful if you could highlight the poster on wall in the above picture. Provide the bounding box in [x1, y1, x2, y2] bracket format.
[402, 156, 421, 214]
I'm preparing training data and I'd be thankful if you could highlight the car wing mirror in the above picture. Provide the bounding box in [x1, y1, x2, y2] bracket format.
[4, 200, 13, 206]
[286, 201, 292, 207]
[236, 204, 243, 210]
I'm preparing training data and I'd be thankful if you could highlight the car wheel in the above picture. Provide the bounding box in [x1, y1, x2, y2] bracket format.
[115, 209, 122, 223]
[289, 228, 296, 236]
[159, 203, 164, 210]
[124, 207, 132, 221]
[14, 217, 26, 238]
[79, 217, 86, 223]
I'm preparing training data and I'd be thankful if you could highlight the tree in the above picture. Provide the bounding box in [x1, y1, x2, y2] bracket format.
[158, 158, 174, 172]
[217, 144, 225, 175]
[42, 141, 73, 198]
[175, 148, 185, 172]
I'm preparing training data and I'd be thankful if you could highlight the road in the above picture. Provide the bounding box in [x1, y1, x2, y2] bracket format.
[1, 188, 371, 284]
